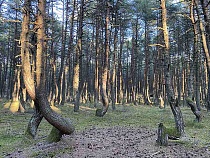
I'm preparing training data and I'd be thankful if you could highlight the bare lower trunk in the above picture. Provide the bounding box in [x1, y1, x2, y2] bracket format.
[25, 101, 43, 138]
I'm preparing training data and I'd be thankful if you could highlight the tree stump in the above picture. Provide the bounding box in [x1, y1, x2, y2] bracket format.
[156, 123, 168, 146]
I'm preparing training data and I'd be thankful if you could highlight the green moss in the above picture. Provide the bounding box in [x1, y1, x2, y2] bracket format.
[166, 127, 181, 138]
[47, 127, 62, 143]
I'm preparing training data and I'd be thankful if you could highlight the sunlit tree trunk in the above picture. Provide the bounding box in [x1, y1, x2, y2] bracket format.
[57, 0, 69, 105]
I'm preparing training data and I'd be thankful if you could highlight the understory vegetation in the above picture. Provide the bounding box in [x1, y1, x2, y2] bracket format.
[0, 99, 210, 157]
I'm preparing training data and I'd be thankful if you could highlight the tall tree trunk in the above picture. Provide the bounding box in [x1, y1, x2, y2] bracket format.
[73, 0, 84, 112]
[110, 13, 118, 110]
[160, 0, 185, 136]
[94, 14, 100, 108]
[96, 2, 110, 117]
[66, 0, 76, 102]
[57, 0, 68, 105]
[117, 24, 124, 104]
[198, 0, 210, 111]
[185, 0, 202, 122]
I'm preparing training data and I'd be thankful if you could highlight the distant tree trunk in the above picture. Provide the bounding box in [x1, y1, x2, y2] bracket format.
[10, 1, 24, 113]
[66, 0, 76, 102]
[94, 14, 100, 108]
[96, 2, 110, 117]
[143, 20, 152, 105]
[160, 0, 185, 136]
[110, 16, 118, 110]
[130, 18, 138, 105]
[193, 0, 202, 111]
[57, 0, 68, 105]
[117, 24, 124, 104]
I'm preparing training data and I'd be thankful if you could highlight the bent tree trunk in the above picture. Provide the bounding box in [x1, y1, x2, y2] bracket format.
[186, 98, 202, 122]
[185, 1, 202, 122]
[36, 87, 75, 140]
[20, 0, 43, 139]
[21, 0, 75, 141]
[35, 0, 75, 142]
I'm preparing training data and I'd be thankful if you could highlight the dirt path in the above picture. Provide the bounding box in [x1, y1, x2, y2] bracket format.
[5, 126, 210, 158]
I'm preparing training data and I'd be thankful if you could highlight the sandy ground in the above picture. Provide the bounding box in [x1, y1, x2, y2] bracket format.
[5, 126, 210, 158]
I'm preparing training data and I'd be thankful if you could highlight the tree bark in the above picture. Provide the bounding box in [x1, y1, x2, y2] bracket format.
[198, 0, 210, 111]
[186, 98, 202, 122]
[160, 0, 185, 136]
[21, 0, 75, 140]
[156, 123, 168, 146]
[35, 0, 75, 138]
[96, 2, 110, 117]
[20, 0, 44, 138]
[73, 0, 84, 112]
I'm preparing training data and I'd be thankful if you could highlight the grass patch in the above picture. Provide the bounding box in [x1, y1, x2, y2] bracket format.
[0, 100, 210, 157]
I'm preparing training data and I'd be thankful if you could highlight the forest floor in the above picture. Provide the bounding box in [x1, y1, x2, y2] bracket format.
[5, 126, 210, 158]
[1, 100, 210, 157]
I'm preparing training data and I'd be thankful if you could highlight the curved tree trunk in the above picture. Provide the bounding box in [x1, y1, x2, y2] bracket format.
[20, 0, 43, 138]
[35, 0, 75, 140]
[96, 2, 110, 117]
[36, 87, 75, 135]
[21, 0, 75, 141]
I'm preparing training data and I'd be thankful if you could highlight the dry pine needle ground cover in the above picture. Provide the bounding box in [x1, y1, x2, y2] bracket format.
[0, 100, 210, 157]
